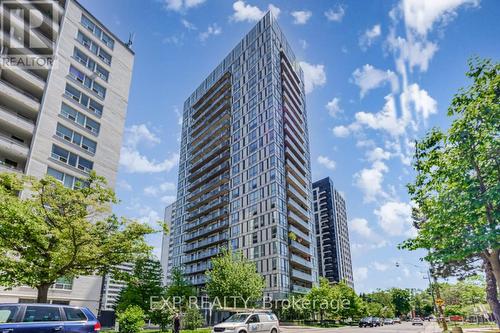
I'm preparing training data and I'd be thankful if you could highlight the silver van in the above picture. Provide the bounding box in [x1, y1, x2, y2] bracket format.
[212, 312, 280, 333]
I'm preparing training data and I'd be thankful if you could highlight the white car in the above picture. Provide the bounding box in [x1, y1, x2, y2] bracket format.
[212, 312, 280, 333]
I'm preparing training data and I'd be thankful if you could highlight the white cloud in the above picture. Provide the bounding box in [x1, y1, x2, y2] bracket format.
[144, 182, 176, 196]
[199, 23, 222, 42]
[366, 147, 392, 162]
[161, 195, 177, 205]
[317, 155, 336, 170]
[354, 160, 389, 203]
[181, 19, 197, 30]
[163, 0, 206, 12]
[117, 179, 132, 191]
[299, 61, 326, 94]
[325, 97, 343, 117]
[332, 125, 352, 138]
[325, 5, 346, 22]
[350, 218, 373, 238]
[120, 149, 179, 173]
[136, 206, 161, 227]
[231, 1, 280, 22]
[402, 83, 438, 122]
[359, 24, 381, 50]
[299, 39, 308, 49]
[375, 201, 415, 236]
[124, 124, 160, 147]
[291, 10, 312, 25]
[354, 267, 368, 282]
[352, 64, 399, 98]
[401, 0, 479, 36]
[373, 261, 390, 272]
[355, 94, 407, 137]
[387, 32, 438, 72]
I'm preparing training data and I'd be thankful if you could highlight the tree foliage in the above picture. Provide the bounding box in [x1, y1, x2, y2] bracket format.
[205, 249, 264, 308]
[183, 306, 204, 330]
[166, 267, 197, 306]
[117, 305, 145, 333]
[0, 172, 154, 302]
[116, 258, 164, 315]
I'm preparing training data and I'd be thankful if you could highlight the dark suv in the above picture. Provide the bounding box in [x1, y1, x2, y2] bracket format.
[0, 303, 101, 333]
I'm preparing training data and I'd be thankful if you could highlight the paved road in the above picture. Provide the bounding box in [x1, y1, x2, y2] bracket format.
[281, 322, 440, 333]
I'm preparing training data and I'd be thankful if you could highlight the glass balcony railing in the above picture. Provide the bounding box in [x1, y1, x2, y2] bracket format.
[188, 151, 230, 181]
[189, 121, 230, 154]
[187, 195, 229, 221]
[288, 196, 309, 221]
[289, 224, 309, 243]
[291, 269, 313, 283]
[188, 161, 230, 190]
[189, 140, 229, 169]
[187, 183, 230, 211]
[290, 240, 311, 256]
[191, 99, 230, 136]
[184, 246, 223, 264]
[290, 254, 312, 269]
[187, 173, 230, 200]
[288, 210, 309, 232]
[291, 284, 310, 294]
[185, 232, 228, 253]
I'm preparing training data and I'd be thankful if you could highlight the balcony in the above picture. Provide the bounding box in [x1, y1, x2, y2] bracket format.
[187, 173, 230, 200]
[187, 183, 230, 211]
[287, 185, 309, 210]
[291, 284, 310, 294]
[289, 224, 310, 244]
[191, 99, 230, 137]
[0, 80, 40, 115]
[291, 269, 313, 283]
[186, 209, 228, 232]
[189, 140, 229, 171]
[187, 195, 229, 222]
[0, 160, 24, 173]
[190, 121, 230, 154]
[285, 147, 307, 177]
[185, 262, 213, 275]
[290, 254, 313, 270]
[184, 246, 223, 264]
[0, 105, 35, 136]
[288, 210, 310, 233]
[188, 161, 230, 191]
[0, 132, 29, 159]
[286, 172, 308, 198]
[188, 151, 230, 182]
[0, 65, 45, 94]
[185, 219, 229, 243]
[192, 74, 231, 114]
[288, 196, 309, 222]
[285, 135, 306, 161]
[290, 240, 311, 257]
[284, 112, 304, 141]
[185, 232, 228, 253]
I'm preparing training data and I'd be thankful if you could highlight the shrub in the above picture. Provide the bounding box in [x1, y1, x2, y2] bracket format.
[183, 306, 204, 330]
[117, 305, 145, 333]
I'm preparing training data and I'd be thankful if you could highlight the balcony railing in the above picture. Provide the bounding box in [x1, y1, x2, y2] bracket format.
[0, 79, 41, 103]
[188, 161, 229, 191]
[291, 284, 310, 294]
[288, 210, 309, 233]
[187, 195, 229, 221]
[188, 151, 230, 181]
[189, 140, 229, 170]
[288, 196, 309, 221]
[189, 121, 230, 154]
[191, 99, 230, 136]
[185, 219, 229, 243]
[187, 183, 229, 211]
[184, 246, 223, 264]
[289, 224, 309, 243]
[186, 208, 228, 232]
[187, 173, 230, 200]
[290, 254, 312, 269]
[291, 269, 313, 283]
[290, 240, 311, 257]
[185, 232, 228, 253]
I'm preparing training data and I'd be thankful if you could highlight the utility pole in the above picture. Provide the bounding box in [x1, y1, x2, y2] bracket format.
[430, 271, 448, 332]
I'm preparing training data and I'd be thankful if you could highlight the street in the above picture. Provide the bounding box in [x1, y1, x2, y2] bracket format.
[281, 322, 440, 333]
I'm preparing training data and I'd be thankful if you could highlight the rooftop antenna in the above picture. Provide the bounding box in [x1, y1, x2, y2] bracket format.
[127, 32, 135, 48]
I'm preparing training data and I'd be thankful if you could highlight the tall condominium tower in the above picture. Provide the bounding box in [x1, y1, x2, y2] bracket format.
[0, 0, 134, 312]
[312, 177, 354, 288]
[172, 12, 318, 299]
[161, 202, 177, 285]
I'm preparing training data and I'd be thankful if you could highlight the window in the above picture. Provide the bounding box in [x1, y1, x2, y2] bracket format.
[0, 305, 19, 323]
[51, 145, 94, 173]
[23, 306, 61, 322]
[73, 48, 109, 81]
[56, 123, 97, 154]
[69, 66, 106, 98]
[81, 15, 115, 49]
[77, 31, 112, 65]
[63, 308, 87, 321]
[60, 103, 100, 135]
[53, 277, 73, 290]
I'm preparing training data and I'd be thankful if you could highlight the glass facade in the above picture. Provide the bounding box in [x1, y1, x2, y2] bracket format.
[172, 12, 318, 299]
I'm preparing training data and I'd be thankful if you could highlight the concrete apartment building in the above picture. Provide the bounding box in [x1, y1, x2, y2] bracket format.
[170, 12, 318, 299]
[312, 177, 354, 288]
[0, 0, 134, 313]
[161, 202, 177, 285]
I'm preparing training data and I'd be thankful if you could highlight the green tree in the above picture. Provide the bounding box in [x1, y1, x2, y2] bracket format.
[390, 288, 411, 317]
[116, 258, 165, 316]
[205, 249, 264, 308]
[149, 305, 174, 332]
[183, 306, 204, 330]
[0, 172, 153, 303]
[334, 282, 364, 319]
[117, 305, 145, 333]
[401, 58, 500, 327]
[166, 267, 197, 306]
[307, 278, 334, 321]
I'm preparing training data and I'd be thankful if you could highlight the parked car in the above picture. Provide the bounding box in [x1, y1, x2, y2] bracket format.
[0, 303, 101, 333]
[393, 318, 402, 324]
[383, 318, 394, 325]
[212, 312, 280, 333]
[372, 317, 383, 327]
[359, 317, 374, 327]
[412, 318, 424, 326]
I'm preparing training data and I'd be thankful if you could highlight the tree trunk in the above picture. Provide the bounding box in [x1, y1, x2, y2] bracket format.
[36, 283, 51, 303]
[486, 249, 500, 290]
[483, 257, 500, 328]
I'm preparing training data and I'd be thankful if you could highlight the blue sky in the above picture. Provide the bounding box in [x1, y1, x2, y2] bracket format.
[79, 0, 500, 293]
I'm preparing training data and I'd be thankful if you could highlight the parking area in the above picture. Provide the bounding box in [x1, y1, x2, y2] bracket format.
[280, 322, 439, 333]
